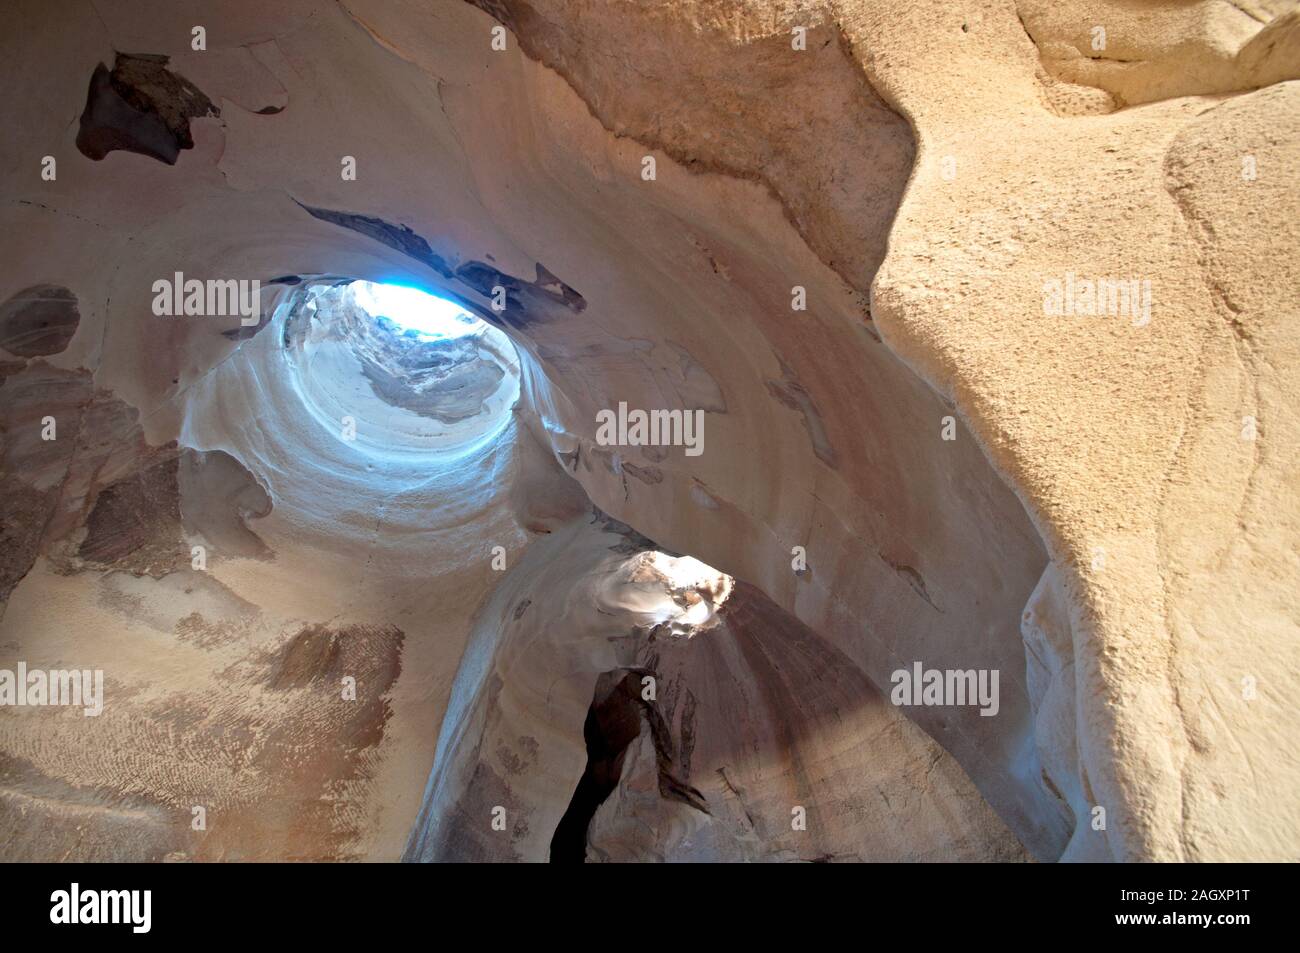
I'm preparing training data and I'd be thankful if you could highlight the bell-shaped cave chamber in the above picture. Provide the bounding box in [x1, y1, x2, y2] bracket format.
[0, 3, 1072, 869]
[14, 0, 1277, 869]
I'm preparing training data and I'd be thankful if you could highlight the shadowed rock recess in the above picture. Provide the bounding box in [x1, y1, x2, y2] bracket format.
[0, 0, 1296, 864]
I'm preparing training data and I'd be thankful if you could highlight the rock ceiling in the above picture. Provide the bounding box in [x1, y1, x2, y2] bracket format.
[0, 0, 1297, 862]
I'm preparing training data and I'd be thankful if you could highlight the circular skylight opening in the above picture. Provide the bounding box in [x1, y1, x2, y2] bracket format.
[351, 280, 480, 340]
[277, 278, 521, 459]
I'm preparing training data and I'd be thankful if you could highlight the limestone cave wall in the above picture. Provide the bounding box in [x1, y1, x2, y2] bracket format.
[0, 0, 1296, 862]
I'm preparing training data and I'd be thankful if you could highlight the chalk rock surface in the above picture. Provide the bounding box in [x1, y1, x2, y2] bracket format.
[0, 0, 1296, 862]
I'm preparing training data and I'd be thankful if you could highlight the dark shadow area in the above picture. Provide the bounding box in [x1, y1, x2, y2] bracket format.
[77, 53, 217, 164]
[549, 672, 643, 862]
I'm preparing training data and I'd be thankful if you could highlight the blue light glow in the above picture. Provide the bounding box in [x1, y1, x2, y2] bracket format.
[352, 281, 480, 339]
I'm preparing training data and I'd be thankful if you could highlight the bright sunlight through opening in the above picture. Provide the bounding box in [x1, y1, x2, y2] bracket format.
[352, 280, 481, 339]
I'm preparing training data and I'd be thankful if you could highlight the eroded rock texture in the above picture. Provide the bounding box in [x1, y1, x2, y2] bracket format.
[77, 53, 220, 164]
[0, 0, 1296, 863]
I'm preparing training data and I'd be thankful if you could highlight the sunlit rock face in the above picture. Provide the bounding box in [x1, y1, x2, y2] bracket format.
[1, 0, 1297, 863]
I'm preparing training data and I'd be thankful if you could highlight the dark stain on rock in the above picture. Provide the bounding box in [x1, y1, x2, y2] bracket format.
[76, 53, 219, 164]
[78, 456, 183, 571]
[454, 261, 519, 305]
[590, 506, 661, 556]
[879, 553, 943, 613]
[533, 263, 587, 313]
[293, 202, 585, 330]
[1, 368, 85, 488]
[678, 687, 698, 776]
[1, 362, 181, 593]
[135, 619, 406, 861]
[220, 314, 270, 341]
[454, 260, 586, 330]
[512, 598, 532, 620]
[622, 461, 663, 485]
[430, 762, 529, 861]
[637, 681, 709, 814]
[269, 624, 341, 690]
[0, 476, 53, 600]
[0, 285, 80, 357]
[173, 611, 244, 650]
[715, 765, 758, 831]
[268, 621, 403, 695]
[861, 317, 882, 343]
[497, 735, 539, 776]
[296, 202, 455, 277]
[765, 359, 838, 469]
